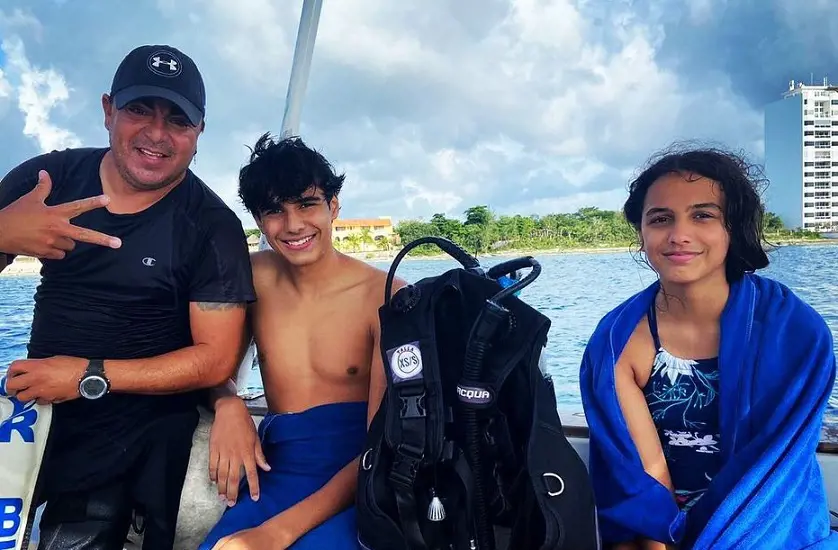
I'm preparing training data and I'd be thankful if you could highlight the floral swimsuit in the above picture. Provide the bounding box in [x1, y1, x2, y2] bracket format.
[641, 304, 722, 511]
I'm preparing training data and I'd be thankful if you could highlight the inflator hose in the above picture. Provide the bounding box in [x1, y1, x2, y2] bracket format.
[461, 301, 508, 550]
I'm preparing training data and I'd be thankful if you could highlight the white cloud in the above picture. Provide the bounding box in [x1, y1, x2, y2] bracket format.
[0, 0, 787, 226]
[141, 0, 768, 225]
[0, 8, 44, 40]
[402, 179, 463, 213]
[0, 68, 11, 99]
[156, 0, 297, 92]
[505, 188, 630, 217]
[198, 169, 251, 222]
[317, 2, 448, 76]
[1, 36, 81, 152]
[272, 0, 727, 217]
[687, 0, 718, 25]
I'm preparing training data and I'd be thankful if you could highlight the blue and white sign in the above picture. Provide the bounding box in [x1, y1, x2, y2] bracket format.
[0, 375, 52, 550]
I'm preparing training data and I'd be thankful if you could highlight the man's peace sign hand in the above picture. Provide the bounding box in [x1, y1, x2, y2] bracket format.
[0, 170, 122, 260]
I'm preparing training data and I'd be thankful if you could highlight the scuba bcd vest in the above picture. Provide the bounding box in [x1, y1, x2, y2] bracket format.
[356, 237, 600, 550]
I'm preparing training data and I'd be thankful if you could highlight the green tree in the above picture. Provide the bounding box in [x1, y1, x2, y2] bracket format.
[360, 228, 375, 251]
[464, 205, 492, 227]
[391, 207, 813, 257]
[431, 213, 463, 241]
[763, 212, 785, 232]
[345, 234, 362, 252]
[375, 237, 390, 251]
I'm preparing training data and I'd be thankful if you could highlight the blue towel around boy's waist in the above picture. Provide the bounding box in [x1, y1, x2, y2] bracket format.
[258, 400, 368, 478]
[198, 401, 369, 550]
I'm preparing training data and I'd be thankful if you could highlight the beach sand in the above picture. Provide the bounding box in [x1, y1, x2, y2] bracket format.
[1, 256, 41, 276]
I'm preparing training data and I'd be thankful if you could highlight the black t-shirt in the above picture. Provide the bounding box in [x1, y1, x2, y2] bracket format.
[0, 147, 256, 495]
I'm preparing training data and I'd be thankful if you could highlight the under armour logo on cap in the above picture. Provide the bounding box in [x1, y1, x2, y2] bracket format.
[147, 50, 182, 77]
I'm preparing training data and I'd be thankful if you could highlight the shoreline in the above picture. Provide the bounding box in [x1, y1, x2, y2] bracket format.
[2, 238, 834, 277]
[1, 257, 42, 277]
[348, 237, 838, 263]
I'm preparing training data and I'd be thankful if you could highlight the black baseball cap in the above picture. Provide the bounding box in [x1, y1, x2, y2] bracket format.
[109, 44, 205, 126]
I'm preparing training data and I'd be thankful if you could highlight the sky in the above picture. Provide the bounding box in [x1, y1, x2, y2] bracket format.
[0, 0, 835, 229]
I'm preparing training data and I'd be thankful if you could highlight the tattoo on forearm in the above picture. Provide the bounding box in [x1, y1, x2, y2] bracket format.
[196, 302, 246, 311]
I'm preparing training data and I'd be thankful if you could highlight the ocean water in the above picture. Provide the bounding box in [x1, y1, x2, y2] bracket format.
[3, 243, 838, 426]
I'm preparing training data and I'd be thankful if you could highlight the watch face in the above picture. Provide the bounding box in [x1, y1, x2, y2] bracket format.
[80, 376, 108, 399]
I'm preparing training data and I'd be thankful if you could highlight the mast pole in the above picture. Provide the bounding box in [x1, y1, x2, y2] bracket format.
[239, 0, 325, 395]
[280, 0, 324, 137]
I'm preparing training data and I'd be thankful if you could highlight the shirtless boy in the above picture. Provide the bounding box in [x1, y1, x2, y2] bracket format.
[199, 134, 403, 550]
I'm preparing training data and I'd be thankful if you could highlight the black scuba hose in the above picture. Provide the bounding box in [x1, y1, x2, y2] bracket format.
[461, 301, 508, 550]
[384, 236, 480, 305]
[486, 256, 541, 302]
[463, 339, 493, 550]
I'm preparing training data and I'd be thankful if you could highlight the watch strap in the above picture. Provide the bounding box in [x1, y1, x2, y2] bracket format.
[86, 359, 106, 377]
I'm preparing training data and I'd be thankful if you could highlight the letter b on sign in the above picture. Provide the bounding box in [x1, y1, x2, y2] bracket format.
[0, 498, 23, 549]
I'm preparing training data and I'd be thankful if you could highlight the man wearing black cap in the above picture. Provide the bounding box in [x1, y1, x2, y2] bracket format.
[0, 44, 256, 549]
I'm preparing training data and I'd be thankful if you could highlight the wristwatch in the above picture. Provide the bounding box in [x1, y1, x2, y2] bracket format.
[79, 359, 110, 400]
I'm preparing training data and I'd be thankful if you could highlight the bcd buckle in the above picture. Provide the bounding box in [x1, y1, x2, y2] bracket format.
[389, 442, 424, 488]
[400, 391, 427, 419]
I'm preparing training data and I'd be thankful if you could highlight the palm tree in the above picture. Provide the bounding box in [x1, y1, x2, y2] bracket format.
[375, 236, 390, 251]
[360, 228, 375, 251]
[345, 234, 362, 252]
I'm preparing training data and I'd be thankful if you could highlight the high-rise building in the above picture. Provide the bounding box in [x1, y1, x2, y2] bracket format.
[764, 78, 838, 231]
